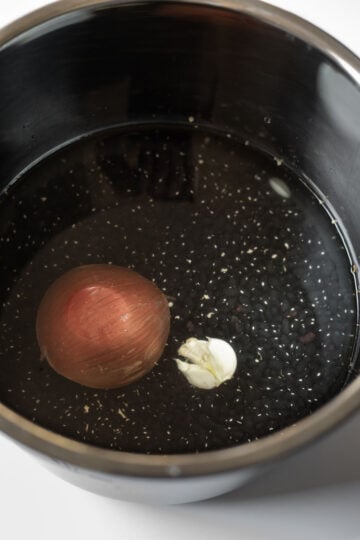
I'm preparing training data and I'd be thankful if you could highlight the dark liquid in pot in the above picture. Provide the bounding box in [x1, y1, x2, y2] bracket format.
[0, 125, 357, 454]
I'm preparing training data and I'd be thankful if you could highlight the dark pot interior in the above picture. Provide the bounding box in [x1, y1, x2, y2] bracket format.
[0, 0, 360, 485]
[0, 0, 359, 230]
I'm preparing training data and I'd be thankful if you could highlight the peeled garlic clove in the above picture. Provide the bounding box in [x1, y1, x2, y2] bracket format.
[206, 338, 238, 381]
[177, 337, 211, 365]
[176, 337, 237, 389]
[175, 359, 218, 390]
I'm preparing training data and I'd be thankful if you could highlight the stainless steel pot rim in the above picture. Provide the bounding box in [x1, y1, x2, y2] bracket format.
[0, 0, 360, 479]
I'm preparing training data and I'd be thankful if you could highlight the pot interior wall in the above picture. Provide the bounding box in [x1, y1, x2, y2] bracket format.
[0, 2, 359, 251]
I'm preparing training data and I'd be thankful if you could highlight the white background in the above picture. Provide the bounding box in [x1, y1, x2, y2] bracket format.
[1, 1, 360, 539]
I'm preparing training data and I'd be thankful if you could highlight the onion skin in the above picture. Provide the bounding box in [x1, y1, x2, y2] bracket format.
[36, 265, 170, 389]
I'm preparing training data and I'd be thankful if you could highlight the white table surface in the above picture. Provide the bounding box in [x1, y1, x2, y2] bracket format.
[1, 1, 360, 539]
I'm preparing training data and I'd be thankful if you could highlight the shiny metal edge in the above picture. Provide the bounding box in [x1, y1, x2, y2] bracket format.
[0, 0, 360, 478]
